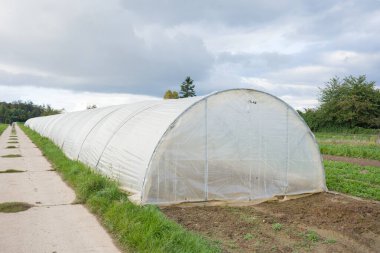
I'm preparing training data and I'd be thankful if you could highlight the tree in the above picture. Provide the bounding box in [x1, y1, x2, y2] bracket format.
[163, 90, 179, 99]
[300, 75, 380, 130]
[0, 100, 62, 123]
[179, 76, 196, 98]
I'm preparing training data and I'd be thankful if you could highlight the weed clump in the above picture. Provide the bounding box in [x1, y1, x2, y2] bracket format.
[0, 202, 33, 213]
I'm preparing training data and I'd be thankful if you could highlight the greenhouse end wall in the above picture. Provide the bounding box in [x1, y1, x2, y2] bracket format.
[142, 89, 326, 204]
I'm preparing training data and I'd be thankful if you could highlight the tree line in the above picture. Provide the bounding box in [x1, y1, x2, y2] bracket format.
[0, 101, 62, 124]
[164, 76, 196, 99]
[298, 75, 380, 131]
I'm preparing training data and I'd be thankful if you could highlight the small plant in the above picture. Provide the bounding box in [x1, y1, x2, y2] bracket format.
[243, 233, 254, 240]
[7, 141, 18, 144]
[6, 146, 17, 149]
[272, 223, 283, 231]
[324, 239, 336, 244]
[305, 230, 320, 242]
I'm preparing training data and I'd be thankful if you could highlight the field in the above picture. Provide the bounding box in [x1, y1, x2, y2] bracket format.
[162, 131, 380, 252]
[316, 132, 380, 160]
[19, 125, 380, 253]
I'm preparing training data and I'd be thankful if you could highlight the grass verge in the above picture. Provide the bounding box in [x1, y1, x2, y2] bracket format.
[324, 160, 380, 201]
[320, 143, 380, 160]
[0, 202, 33, 213]
[0, 124, 7, 136]
[19, 124, 219, 253]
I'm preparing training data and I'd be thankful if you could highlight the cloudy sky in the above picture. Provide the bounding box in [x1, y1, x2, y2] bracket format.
[0, 0, 379, 111]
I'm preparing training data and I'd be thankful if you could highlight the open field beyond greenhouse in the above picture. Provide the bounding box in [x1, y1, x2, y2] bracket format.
[16, 124, 380, 253]
[0, 123, 379, 252]
[162, 131, 380, 253]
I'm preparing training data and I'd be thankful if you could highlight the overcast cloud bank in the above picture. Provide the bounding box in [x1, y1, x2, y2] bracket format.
[0, 0, 379, 111]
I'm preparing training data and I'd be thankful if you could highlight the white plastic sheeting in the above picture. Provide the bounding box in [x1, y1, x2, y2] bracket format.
[25, 89, 327, 205]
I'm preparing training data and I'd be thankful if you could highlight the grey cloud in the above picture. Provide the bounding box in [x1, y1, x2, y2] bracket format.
[120, 0, 336, 27]
[0, 0, 379, 104]
[0, 0, 214, 95]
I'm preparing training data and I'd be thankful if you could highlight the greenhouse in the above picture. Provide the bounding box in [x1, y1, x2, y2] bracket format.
[25, 89, 327, 205]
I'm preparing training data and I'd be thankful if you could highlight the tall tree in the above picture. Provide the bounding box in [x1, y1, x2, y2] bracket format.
[179, 76, 196, 98]
[300, 75, 380, 130]
[163, 90, 179, 99]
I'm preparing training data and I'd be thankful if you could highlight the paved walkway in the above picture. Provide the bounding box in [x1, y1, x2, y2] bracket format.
[0, 125, 121, 253]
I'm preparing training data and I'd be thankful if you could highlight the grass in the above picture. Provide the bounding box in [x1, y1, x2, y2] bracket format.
[304, 230, 320, 243]
[243, 233, 254, 240]
[319, 143, 380, 160]
[7, 141, 18, 144]
[6, 146, 17, 149]
[19, 124, 219, 253]
[0, 124, 7, 136]
[324, 160, 380, 201]
[0, 202, 33, 213]
[1, 154, 22, 158]
[0, 169, 25, 173]
[315, 132, 378, 142]
[315, 131, 380, 160]
[272, 223, 283, 231]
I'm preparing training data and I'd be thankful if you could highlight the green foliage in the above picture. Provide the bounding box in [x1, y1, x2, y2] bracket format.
[315, 131, 380, 160]
[20, 124, 220, 253]
[243, 233, 254, 240]
[320, 143, 380, 160]
[304, 231, 320, 243]
[315, 132, 378, 142]
[272, 223, 283, 231]
[163, 90, 179, 99]
[0, 124, 7, 136]
[324, 160, 380, 201]
[299, 75, 380, 130]
[0, 101, 62, 124]
[179, 76, 196, 98]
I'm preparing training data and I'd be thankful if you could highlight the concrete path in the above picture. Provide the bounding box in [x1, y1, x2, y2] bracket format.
[0, 125, 121, 253]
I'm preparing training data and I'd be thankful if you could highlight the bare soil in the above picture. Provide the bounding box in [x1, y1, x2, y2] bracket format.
[162, 193, 380, 253]
[323, 154, 380, 167]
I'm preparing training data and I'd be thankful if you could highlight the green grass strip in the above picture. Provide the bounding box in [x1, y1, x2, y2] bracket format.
[315, 132, 378, 142]
[0, 124, 8, 136]
[320, 143, 380, 161]
[324, 160, 380, 201]
[19, 124, 219, 253]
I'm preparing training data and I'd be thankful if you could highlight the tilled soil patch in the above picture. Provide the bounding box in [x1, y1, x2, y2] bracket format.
[323, 154, 380, 167]
[162, 192, 380, 253]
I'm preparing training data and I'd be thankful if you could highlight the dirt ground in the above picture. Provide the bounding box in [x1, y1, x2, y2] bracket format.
[162, 193, 380, 253]
[323, 154, 380, 167]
